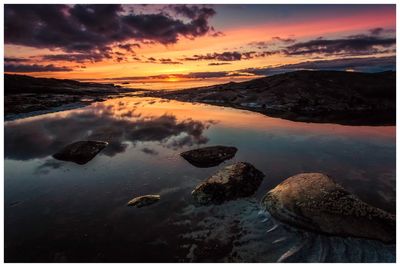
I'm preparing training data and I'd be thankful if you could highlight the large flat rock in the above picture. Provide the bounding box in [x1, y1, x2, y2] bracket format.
[53, 140, 108, 165]
[262, 173, 395, 243]
[180, 146, 238, 167]
[192, 162, 264, 205]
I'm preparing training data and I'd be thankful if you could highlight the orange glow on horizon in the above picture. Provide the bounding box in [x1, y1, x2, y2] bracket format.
[4, 5, 396, 90]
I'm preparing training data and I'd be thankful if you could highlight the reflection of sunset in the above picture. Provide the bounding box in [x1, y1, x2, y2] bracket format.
[12, 97, 394, 143]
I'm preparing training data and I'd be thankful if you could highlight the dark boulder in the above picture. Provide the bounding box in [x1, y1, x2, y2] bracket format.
[53, 140, 108, 165]
[192, 162, 264, 205]
[262, 173, 395, 243]
[127, 194, 160, 208]
[180, 146, 238, 167]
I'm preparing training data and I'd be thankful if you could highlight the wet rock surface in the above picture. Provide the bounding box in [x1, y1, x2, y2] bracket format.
[262, 173, 395, 243]
[53, 141, 108, 165]
[127, 194, 161, 208]
[192, 162, 264, 205]
[181, 146, 238, 167]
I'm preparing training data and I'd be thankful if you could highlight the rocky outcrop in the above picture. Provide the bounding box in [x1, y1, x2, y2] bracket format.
[153, 71, 395, 125]
[262, 173, 395, 243]
[181, 146, 238, 167]
[127, 194, 160, 208]
[192, 162, 264, 205]
[53, 140, 108, 165]
[4, 74, 136, 118]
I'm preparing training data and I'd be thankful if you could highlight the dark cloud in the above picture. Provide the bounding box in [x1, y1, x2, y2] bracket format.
[186, 71, 231, 79]
[240, 56, 396, 76]
[272, 36, 296, 43]
[5, 63, 73, 72]
[118, 43, 140, 52]
[208, 62, 231, 66]
[183, 51, 256, 61]
[172, 5, 215, 19]
[370, 27, 385, 36]
[41, 53, 105, 63]
[4, 4, 218, 62]
[369, 27, 395, 36]
[284, 35, 395, 56]
[248, 41, 268, 49]
[4, 57, 31, 63]
[159, 58, 182, 64]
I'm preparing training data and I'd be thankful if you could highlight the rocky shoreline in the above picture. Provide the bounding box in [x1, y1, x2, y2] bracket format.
[4, 74, 140, 120]
[149, 70, 395, 126]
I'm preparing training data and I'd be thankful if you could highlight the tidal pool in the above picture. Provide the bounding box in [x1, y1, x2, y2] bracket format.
[4, 97, 396, 262]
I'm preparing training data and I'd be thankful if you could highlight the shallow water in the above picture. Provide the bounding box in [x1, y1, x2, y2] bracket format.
[4, 96, 396, 262]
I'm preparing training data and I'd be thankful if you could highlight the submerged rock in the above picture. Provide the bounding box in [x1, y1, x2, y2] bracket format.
[180, 146, 238, 167]
[53, 140, 108, 165]
[262, 173, 395, 243]
[192, 162, 265, 205]
[127, 194, 161, 208]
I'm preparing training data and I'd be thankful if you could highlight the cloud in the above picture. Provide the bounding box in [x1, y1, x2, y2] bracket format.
[5, 63, 73, 72]
[248, 41, 268, 49]
[41, 53, 106, 63]
[183, 51, 256, 61]
[208, 62, 231, 66]
[283, 35, 395, 56]
[141, 147, 159, 155]
[370, 27, 385, 36]
[369, 27, 395, 36]
[159, 58, 182, 64]
[4, 57, 31, 63]
[4, 4, 218, 62]
[272, 36, 296, 43]
[172, 4, 215, 19]
[240, 56, 396, 76]
[118, 43, 141, 52]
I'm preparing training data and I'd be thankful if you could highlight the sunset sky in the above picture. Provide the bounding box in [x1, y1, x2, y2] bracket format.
[4, 4, 396, 89]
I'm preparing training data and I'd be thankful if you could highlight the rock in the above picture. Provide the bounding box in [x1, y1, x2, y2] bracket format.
[180, 146, 238, 167]
[127, 194, 160, 208]
[192, 162, 264, 205]
[53, 140, 108, 165]
[262, 173, 395, 243]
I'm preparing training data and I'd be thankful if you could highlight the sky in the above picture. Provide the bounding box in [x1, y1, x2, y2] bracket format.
[4, 4, 396, 89]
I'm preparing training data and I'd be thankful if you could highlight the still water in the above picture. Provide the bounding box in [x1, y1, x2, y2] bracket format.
[4, 97, 396, 262]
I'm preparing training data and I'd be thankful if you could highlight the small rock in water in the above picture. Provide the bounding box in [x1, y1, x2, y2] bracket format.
[192, 162, 264, 205]
[180, 145, 238, 167]
[262, 173, 395, 243]
[127, 194, 161, 208]
[53, 140, 108, 165]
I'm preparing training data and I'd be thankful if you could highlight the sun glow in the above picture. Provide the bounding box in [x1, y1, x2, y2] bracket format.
[166, 76, 180, 82]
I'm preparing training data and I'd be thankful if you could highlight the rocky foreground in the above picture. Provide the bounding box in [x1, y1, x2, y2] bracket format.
[49, 141, 395, 244]
[151, 70, 395, 125]
[4, 74, 138, 119]
[262, 173, 395, 243]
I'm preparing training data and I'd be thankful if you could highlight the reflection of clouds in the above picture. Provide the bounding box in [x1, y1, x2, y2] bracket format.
[141, 148, 159, 155]
[5, 100, 213, 161]
[34, 159, 65, 175]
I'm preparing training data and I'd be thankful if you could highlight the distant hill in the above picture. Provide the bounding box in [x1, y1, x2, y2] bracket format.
[155, 70, 396, 125]
[4, 74, 135, 118]
[4, 74, 130, 95]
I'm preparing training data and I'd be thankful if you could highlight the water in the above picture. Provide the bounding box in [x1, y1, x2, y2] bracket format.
[4, 96, 396, 262]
